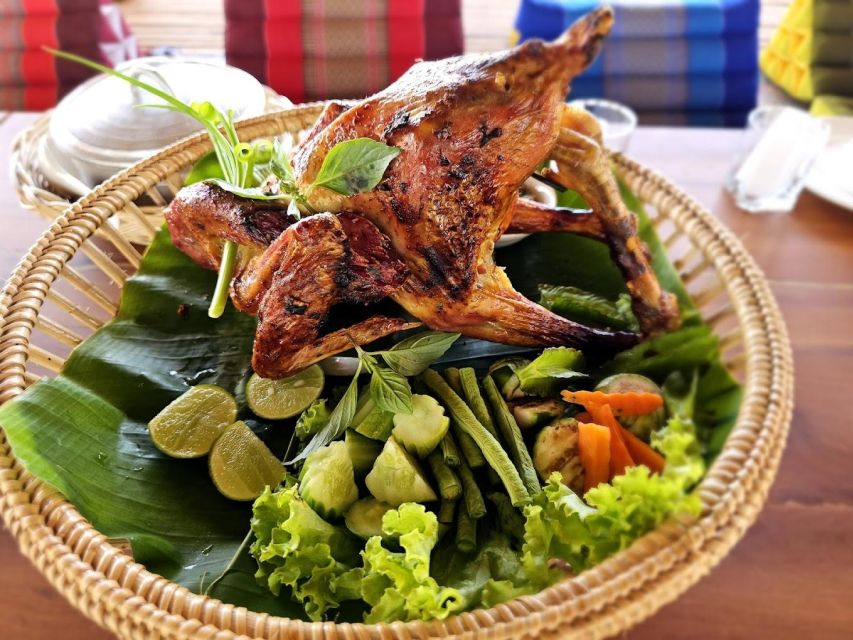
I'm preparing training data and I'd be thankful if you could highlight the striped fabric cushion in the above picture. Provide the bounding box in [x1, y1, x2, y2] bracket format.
[225, 0, 463, 102]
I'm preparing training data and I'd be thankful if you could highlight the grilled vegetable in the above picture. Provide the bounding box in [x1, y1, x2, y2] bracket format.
[365, 437, 438, 506]
[538, 284, 638, 331]
[595, 373, 665, 441]
[511, 398, 566, 430]
[392, 394, 451, 457]
[298, 441, 359, 519]
[487, 358, 528, 400]
[532, 417, 585, 494]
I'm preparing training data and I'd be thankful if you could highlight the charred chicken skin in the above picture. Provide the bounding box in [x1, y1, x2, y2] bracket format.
[166, 7, 679, 378]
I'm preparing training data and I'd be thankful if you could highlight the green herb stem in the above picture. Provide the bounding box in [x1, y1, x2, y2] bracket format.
[208, 241, 237, 318]
[422, 368, 529, 506]
[427, 450, 462, 501]
[482, 375, 540, 496]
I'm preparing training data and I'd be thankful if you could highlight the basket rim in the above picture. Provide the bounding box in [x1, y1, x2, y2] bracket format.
[0, 103, 793, 640]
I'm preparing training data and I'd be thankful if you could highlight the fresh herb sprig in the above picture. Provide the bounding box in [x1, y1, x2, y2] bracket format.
[290, 331, 460, 463]
[49, 49, 400, 318]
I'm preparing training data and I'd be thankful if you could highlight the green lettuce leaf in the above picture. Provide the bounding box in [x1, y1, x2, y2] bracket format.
[361, 504, 464, 623]
[250, 485, 363, 621]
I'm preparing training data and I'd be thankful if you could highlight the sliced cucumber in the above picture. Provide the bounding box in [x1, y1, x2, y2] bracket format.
[345, 429, 383, 476]
[298, 441, 359, 520]
[352, 393, 395, 441]
[344, 498, 394, 540]
[365, 437, 438, 506]
[391, 394, 450, 458]
[512, 398, 566, 430]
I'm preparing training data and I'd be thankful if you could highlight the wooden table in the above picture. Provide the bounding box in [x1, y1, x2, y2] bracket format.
[1, 112, 852, 639]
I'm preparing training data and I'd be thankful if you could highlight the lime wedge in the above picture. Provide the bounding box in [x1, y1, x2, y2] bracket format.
[148, 384, 237, 458]
[209, 421, 285, 501]
[246, 365, 324, 420]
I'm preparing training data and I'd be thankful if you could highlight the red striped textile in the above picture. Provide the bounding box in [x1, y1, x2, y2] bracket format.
[224, 0, 462, 101]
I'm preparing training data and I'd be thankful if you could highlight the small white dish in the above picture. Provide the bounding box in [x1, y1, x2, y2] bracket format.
[496, 176, 558, 248]
[568, 98, 637, 152]
[805, 116, 853, 212]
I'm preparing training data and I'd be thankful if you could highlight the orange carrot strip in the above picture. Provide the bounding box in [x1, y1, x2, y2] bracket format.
[561, 390, 664, 416]
[577, 422, 611, 493]
[574, 411, 593, 423]
[620, 426, 665, 474]
[587, 403, 635, 479]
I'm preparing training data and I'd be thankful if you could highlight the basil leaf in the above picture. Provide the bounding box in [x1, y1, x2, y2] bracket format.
[367, 363, 413, 415]
[311, 138, 400, 196]
[379, 331, 461, 376]
[515, 347, 586, 397]
[208, 179, 292, 201]
[288, 362, 361, 464]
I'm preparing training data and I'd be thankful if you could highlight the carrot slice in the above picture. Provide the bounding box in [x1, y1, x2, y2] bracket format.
[587, 403, 635, 479]
[561, 390, 664, 416]
[620, 426, 665, 474]
[577, 422, 611, 493]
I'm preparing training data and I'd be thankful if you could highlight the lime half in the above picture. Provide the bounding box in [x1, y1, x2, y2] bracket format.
[209, 421, 285, 501]
[246, 365, 324, 420]
[148, 384, 237, 458]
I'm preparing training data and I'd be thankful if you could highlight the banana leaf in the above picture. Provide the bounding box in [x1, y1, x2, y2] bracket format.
[0, 178, 740, 617]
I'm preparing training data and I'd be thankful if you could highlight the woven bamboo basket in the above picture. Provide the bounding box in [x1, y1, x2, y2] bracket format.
[0, 103, 793, 640]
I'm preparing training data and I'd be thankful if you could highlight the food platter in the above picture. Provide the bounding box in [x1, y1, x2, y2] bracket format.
[0, 102, 792, 639]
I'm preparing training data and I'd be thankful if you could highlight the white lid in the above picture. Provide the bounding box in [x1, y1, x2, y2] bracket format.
[47, 57, 268, 189]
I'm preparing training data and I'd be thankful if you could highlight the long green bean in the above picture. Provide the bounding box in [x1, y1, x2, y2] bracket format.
[456, 458, 486, 519]
[443, 370, 486, 468]
[455, 503, 477, 553]
[427, 450, 462, 501]
[482, 375, 541, 495]
[438, 498, 456, 524]
[459, 368, 500, 439]
[440, 432, 461, 468]
[422, 368, 529, 506]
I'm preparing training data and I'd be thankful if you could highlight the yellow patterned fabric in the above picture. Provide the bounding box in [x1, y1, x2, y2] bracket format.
[760, 0, 813, 101]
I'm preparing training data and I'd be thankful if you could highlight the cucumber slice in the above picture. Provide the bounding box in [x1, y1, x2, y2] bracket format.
[365, 437, 438, 506]
[391, 394, 450, 458]
[298, 441, 359, 519]
[344, 498, 394, 540]
[345, 429, 383, 476]
[352, 393, 394, 440]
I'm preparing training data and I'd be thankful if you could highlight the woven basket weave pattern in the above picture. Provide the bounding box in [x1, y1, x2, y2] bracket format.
[0, 103, 793, 639]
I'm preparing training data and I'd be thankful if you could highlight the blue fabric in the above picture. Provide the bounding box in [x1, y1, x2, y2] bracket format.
[579, 36, 757, 76]
[569, 73, 757, 110]
[635, 109, 751, 127]
[515, 0, 759, 39]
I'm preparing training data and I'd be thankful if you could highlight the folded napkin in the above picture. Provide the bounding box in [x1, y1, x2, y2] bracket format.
[581, 35, 757, 77]
[225, 0, 460, 21]
[570, 73, 758, 110]
[227, 16, 462, 60]
[515, 0, 759, 40]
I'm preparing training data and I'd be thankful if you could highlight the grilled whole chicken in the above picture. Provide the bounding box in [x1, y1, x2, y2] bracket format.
[166, 7, 679, 378]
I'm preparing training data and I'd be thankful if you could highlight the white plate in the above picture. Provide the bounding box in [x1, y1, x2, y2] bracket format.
[495, 177, 558, 248]
[805, 116, 853, 211]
